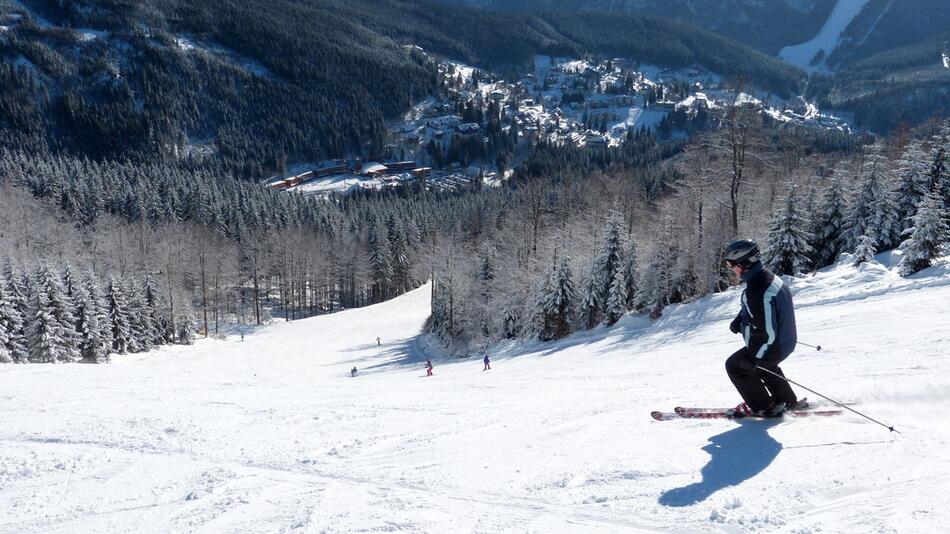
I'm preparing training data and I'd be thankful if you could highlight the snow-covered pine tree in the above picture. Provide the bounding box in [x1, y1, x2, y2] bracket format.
[368, 223, 393, 302]
[591, 211, 626, 317]
[386, 215, 411, 294]
[79, 274, 112, 362]
[874, 180, 903, 252]
[622, 235, 639, 310]
[174, 305, 196, 345]
[929, 122, 949, 213]
[74, 282, 101, 363]
[898, 191, 949, 276]
[604, 260, 628, 325]
[641, 233, 674, 319]
[124, 279, 149, 352]
[0, 271, 28, 363]
[895, 140, 932, 229]
[2, 263, 30, 363]
[106, 278, 133, 354]
[473, 248, 495, 338]
[845, 146, 898, 252]
[579, 273, 599, 330]
[764, 185, 813, 276]
[500, 298, 522, 339]
[33, 264, 80, 362]
[27, 291, 59, 363]
[141, 274, 165, 347]
[668, 242, 698, 304]
[853, 234, 877, 265]
[535, 257, 577, 340]
[61, 263, 78, 303]
[810, 176, 847, 269]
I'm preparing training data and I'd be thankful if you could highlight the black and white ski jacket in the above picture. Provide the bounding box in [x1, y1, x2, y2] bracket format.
[732, 263, 798, 360]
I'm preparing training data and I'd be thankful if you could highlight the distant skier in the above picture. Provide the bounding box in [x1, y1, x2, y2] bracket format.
[351, 366, 358, 377]
[483, 354, 491, 371]
[425, 358, 433, 377]
[723, 239, 799, 418]
[376, 336, 381, 346]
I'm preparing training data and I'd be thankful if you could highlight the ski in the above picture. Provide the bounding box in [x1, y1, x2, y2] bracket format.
[672, 398, 855, 415]
[651, 408, 843, 421]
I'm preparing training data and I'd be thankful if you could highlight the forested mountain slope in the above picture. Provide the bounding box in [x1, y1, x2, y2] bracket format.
[443, 0, 949, 69]
[806, 31, 950, 132]
[0, 0, 802, 169]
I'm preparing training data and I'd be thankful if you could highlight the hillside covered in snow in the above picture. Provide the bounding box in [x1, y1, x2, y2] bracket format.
[1, 251, 948, 532]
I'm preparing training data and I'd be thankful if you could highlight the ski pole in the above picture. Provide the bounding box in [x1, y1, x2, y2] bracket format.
[798, 341, 822, 351]
[755, 366, 899, 433]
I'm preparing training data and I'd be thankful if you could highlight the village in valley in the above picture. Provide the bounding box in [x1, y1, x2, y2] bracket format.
[268, 53, 852, 197]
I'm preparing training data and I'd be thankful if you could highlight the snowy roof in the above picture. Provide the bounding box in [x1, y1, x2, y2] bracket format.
[361, 163, 388, 175]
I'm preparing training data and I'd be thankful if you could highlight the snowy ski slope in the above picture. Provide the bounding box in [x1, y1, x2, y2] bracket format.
[1, 253, 949, 533]
[779, 0, 871, 72]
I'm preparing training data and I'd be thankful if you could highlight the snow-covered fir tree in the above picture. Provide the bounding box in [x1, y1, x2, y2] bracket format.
[173, 303, 196, 345]
[388, 217, 411, 295]
[61, 263, 79, 303]
[472, 249, 495, 338]
[106, 278, 133, 354]
[77, 274, 112, 363]
[535, 257, 577, 341]
[895, 140, 932, 229]
[764, 185, 813, 276]
[853, 234, 877, 265]
[591, 211, 626, 320]
[898, 191, 949, 276]
[500, 298, 522, 339]
[27, 291, 61, 363]
[125, 279, 150, 353]
[1, 263, 30, 363]
[844, 146, 899, 252]
[579, 274, 599, 330]
[810, 176, 847, 269]
[622, 236, 639, 310]
[142, 274, 166, 346]
[368, 223, 393, 301]
[641, 233, 674, 319]
[0, 272, 28, 363]
[929, 122, 950, 213]
[604, 261, 629, 326]
[33, 264, 80, 362]
[668, 242, 698, 304]
[874, 185, 903, 252]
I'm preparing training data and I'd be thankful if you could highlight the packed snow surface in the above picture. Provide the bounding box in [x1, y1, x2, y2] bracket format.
[779, 0, 871, 72]
[2, 254, 949, 532]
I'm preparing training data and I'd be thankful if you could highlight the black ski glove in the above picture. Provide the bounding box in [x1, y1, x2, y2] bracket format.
[730, 315, 742, 334]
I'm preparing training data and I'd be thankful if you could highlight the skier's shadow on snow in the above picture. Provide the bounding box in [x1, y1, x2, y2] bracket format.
[658, 420, 782, 507]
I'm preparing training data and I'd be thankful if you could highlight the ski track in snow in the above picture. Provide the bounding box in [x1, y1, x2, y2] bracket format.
[1, 255, 949, 532]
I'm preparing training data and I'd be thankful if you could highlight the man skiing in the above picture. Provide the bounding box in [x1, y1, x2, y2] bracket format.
[425, 358, 433, 377]
[723, 239, 799, 418]
[483, 354, 491, 371]
[351, 366, 358, 377]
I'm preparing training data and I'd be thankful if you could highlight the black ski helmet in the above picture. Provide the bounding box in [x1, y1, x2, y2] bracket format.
[723, 239, 760, 268]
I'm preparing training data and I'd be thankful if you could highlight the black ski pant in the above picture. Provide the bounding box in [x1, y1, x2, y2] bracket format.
[725, 347, 797, 412]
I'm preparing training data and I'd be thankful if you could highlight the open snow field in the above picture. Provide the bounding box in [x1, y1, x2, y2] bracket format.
[2, 255, 950, 533]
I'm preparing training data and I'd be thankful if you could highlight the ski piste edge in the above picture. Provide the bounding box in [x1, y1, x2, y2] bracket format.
[651, 408, 844, 421]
